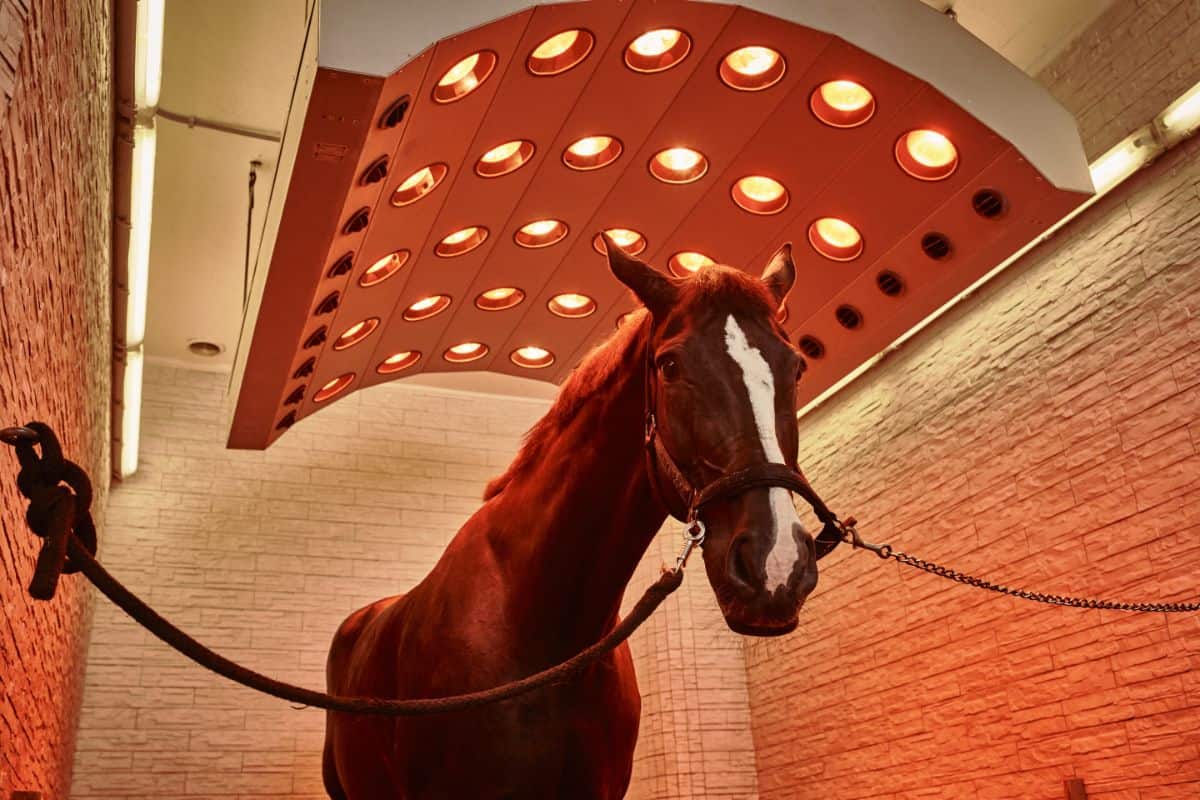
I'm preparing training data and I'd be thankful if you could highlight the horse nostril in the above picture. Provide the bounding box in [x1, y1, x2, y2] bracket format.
[728, 535, 759, 590]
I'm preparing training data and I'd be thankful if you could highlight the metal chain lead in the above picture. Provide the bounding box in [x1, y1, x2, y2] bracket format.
[884, 549, 1200, 612]
[836, 520, 1200, 613]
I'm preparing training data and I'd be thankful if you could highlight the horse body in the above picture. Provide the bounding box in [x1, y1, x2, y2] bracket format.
[324, 322, 662, 799]
[324, 240, 819, 798]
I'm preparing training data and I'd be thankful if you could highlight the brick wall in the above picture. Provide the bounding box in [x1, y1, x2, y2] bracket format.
[71, 365, 759, 799]
[744, 9, 1200, 794]
[0, 0, 110, 797]
[1037, 0, 1200, 159]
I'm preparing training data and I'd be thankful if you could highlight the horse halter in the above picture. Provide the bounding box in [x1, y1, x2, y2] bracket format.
[639, 317, 844, 562]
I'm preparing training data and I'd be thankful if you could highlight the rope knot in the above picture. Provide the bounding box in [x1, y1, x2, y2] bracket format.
[4, 422, 97, 599]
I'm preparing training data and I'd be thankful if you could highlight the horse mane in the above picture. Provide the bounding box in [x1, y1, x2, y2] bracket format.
[483, 266, 781, 501]
[483, 307, 649, 500]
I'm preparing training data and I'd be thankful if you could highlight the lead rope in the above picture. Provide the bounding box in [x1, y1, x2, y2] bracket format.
[2, 423, 685, 716]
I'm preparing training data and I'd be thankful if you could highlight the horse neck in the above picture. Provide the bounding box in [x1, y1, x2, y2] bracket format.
[490, 324, 667, 653]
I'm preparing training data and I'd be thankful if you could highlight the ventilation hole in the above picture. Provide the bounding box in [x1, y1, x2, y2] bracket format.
[326, 253, 353, 279]
[798, 335, 825, 359]
[276, 410, 297, 430]
[303, 327, 327, 349]
[876, 270, 905, 297]
[379, 95, 411, 129]
[284, 386, 306, 406]
[187, 340, 223, 357]
[292, 357, 316, 379]
[835, 305, 863, 330]
[920, 232, 952, 260]
[972, 188, 1006, 219]
[343, 207, 370, 235]
[360, 156, 388, 186]
[314, 291, 341, 315]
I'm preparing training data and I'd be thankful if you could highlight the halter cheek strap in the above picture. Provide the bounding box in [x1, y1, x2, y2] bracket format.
[640, 319, 843, 560]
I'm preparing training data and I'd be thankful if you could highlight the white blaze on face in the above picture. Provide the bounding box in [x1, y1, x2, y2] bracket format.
[723, 315, 805, 591]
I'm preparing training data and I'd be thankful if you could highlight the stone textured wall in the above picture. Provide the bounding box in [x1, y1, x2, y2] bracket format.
[72, 365, 759, 799]
[1037, 0, 1200, 159]
[0, 0, 110, 797]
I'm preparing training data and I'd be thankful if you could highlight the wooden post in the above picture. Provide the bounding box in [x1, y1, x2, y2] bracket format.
[1064, 778, 1087, 800]
[12, 792, 43, 800]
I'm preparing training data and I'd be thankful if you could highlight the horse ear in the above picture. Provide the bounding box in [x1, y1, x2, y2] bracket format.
[603, 232, 677, 315]
[761, 242, 796, 306]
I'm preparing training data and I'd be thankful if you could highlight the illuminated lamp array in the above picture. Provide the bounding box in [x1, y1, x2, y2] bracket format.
[377, 350, 421, 375]
[808, 217, 863, 261]
[563, 135, 622, 170]
[444, 342, 489, 363]
[592, 228, 647, 256]
[391, 163, 447, 206]
[432, 51, 497, 103]
[510, 345, 555, 369]
[435, 226, 488, 257]
[514, 219, 569, 248]
[475, 140, 535, 178]
[732, 175, 789, 214]
[527, 29, 594, 75]
[547, 292, 596, 318]
[475, 286, 525, 311]
[668, 251, 715, 277]
[359, 250, 408, 287]
[624, 28, 691, 73]
[313, 372, 354, 403]
[896, 129, 959, 180]
[810, 80, 875, 127]
[649, 147, 708, 184]
[720, 46, 785, 91]
[403, 294, 451, 321]
[333, 317, 379, 350]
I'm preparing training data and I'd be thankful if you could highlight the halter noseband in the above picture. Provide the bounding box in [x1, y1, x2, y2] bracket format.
[640, 317, 843, 560]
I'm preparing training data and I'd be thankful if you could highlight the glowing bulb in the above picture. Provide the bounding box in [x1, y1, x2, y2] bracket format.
[555, 293, 589, 309]
[410, 296, 439, 311]
[630, 29, 680, 57]
[385, 351, 415, 365]
[820, 80, 872, 112]
[815, 218, 860, 248]
[522, 220, 560, 236]
[725, 46, 777, 76]
[342, 321, 366, 338]
[738, 176, 785, 203]
[609, 229, 639, 246]
[518, 346, 549, 360]
[533, 30, 578, 60]
[569, 136, 611, 157]
[378, 350, 421, 374]
[671, 251, 714, 273]
[481, 141, 522, 163]
[439, 54, 479, 86]
[451, 342, 482, 355]
[906, 130, 956, 168]
[482, 287, 517, 301]
[442, 227, 478, 245]
[398, 167, 433, 193]
[657, 147, 701, 170]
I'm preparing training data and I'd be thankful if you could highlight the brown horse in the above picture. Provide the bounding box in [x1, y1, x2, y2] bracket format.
[322, 236, 819, 799]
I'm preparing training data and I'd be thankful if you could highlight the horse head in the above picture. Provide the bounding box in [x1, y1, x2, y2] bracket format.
[604, 233, 818, 636]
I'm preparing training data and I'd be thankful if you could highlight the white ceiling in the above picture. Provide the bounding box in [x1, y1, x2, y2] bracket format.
[143, 0, 1114, 387]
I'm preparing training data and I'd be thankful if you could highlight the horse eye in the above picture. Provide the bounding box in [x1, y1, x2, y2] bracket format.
[658, 356, 681, 382]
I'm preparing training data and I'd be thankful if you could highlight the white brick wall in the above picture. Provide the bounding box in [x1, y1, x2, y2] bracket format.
[72, 364, 760, 798]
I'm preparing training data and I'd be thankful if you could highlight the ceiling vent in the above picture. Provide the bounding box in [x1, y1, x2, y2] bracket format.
[226, 0, 1092, 449]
